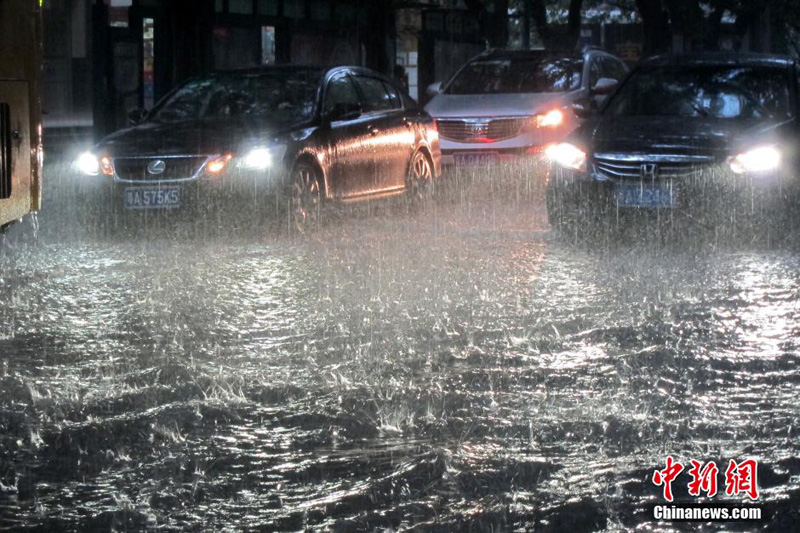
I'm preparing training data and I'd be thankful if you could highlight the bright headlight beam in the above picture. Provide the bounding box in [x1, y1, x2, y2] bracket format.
[546, 142, 586, 171]
[243, 148, 272, 170]
[730, 146, 781, 174]
[76, 152, 100, 175]
[536, 109, 564, 128]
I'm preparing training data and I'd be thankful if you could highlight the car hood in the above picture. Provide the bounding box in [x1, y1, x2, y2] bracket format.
[424, 92, 575, 118]
[588, 116, 791, 159]
[97, 119, 298, 157]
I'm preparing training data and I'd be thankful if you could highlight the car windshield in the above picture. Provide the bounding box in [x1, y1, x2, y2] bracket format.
[150, 69, 323, 124]
[606, 65, 791, 119]
[445, 57, 583, 95]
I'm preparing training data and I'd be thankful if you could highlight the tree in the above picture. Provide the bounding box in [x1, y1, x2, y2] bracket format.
[462, 0, 512, 47]
[530, 0, 585, 51]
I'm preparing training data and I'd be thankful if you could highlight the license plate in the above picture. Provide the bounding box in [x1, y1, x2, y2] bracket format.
[454, 152, 499, 167]
[616, 183, 677, 208]
[123, 187, 181, 209]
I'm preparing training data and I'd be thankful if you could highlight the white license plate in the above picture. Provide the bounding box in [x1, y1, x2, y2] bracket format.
[123, 187, 181, 209]
[454, 152, 499, 167]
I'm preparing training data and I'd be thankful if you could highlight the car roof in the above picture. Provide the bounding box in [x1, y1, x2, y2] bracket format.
[206, 65, 395, 83]
[208, 65, 328, 77]
[474, 48, 583, 61]
[640, 53, 796, 69]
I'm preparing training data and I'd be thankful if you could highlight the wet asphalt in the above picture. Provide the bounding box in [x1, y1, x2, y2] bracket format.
[0, 159, 799, 531]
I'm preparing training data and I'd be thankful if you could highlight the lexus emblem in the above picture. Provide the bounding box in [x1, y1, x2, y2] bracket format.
[147, 159, 166, 175]
[641, 163, 658, 179]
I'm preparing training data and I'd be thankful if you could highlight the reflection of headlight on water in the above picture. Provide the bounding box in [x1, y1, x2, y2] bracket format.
[730, 146, 781, 174]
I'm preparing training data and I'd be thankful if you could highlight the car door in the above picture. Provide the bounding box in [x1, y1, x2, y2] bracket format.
[351, 74, 412, 193]
[321, 71, 374, 198]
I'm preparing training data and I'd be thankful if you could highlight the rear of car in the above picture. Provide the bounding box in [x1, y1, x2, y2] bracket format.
[424, 49, 626, 169]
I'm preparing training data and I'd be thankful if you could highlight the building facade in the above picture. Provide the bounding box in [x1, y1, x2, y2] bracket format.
[42, 0, 395, 144]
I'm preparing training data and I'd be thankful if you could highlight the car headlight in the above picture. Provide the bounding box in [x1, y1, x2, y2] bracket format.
[76, 152, 99, 175]
[76, 152, 113, 176]
[730, 146, 781, 174]
[241, 147, 274, 170]
[546, 142, 586, 171]
[535, 109, 564, 128]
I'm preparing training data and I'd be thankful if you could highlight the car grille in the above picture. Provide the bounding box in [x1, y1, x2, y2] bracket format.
[113, 156, 208, 182]
[593, 153, 715, 181]
[436, 117, 529, 143]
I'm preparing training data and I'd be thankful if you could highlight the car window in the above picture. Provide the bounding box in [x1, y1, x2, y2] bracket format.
[151, 70, 323, 124]
[606, 65, 791, 119]
[603, 57, 627, 81]
[589, 58, 603, 88]
[445, 57, 583, 94]
[353, 76, 396, 113]
[324, 73, 360, 115]
[381, 80, 403, 109]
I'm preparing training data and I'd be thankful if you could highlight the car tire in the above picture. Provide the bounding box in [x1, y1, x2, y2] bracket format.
[287, 161, 323, 235]
[406, 150, 434, 208]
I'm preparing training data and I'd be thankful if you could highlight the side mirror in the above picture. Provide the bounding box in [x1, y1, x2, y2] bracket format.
[591, 77, 618, 96]
[327, 102, 362, 122]
[426, 82, 443, 98]
[572, 99, 595, 119]
[128, 107, 148, 125]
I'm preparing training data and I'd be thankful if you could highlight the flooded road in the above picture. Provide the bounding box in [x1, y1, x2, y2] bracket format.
[1, 162, 799, 531]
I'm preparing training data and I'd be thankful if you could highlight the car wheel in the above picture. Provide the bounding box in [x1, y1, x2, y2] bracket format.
[289, 161, 322, 234]
[406, 150, 434, 207]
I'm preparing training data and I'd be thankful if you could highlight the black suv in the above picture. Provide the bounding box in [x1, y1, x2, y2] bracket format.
[546, 53, 800, 235]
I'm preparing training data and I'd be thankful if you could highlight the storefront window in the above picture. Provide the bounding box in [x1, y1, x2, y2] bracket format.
[335, 4, 356, 24]
[108, 0, 132, 28]
[261, 26, 276, 65]
[258, 0, 278, 16]
[229, 0, 253, 15]
[310, 1, 329, 21]
[213, 27, 259, 70]
[284, 0, 305, 19]
[143, 17, 155, 109]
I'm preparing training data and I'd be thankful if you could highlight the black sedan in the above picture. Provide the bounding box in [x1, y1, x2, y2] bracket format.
[75, 65, 441, 231]
[546, 53, 800, 237]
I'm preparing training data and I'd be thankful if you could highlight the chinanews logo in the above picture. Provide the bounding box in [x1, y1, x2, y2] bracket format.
[651, 456, 763, 522]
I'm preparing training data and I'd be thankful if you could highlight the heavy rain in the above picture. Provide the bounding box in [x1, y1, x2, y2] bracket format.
[2, 0, 800, 531]
[3, 158, 799, 531]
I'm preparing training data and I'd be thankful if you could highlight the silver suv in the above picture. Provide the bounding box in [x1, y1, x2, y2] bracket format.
[425, 47, 628, 168]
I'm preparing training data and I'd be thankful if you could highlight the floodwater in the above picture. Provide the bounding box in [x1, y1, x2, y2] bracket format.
[1, 160, 799, 531]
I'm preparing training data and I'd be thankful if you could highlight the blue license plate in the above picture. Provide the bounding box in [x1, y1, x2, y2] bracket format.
[616, 183, 677, 208]
[123, 187, 181, 209]
[454, 152, 499, 167]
